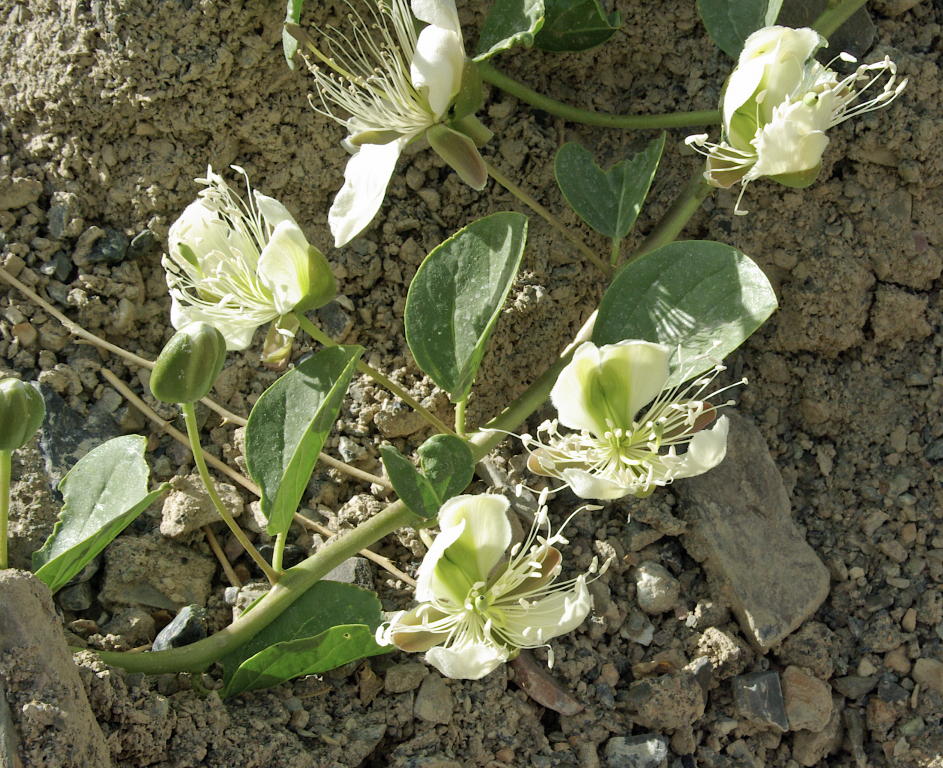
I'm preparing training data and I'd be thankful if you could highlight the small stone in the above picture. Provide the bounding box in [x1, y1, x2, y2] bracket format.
[316, 301, 354, 342]
[866, 685, 908, 740]
[781, 666, 833, 732]
[777, 622, 836, 679]
[831, 675, 878, 700]
[231, 583, 269, 619]
[624, 611, 654, 646]
[39, 251, 72, 282]
[857, 657, 878, 677]
[732, 671, 788, 732]
[634, 561, 680, 615]
[384, 662, 428, 694]
[374, 402, 429, 438]
[338, 436, 367, 463]
[510, 650, 583, 716]
[604, 734, 668, 768]
[159, 473, 244, 539]
[323, 556, 374, 591]
[859, 612, 906, 653]
[57, 582, 93, 612]
[623, 520, 664, 552]
[66, 556, 101, 586]
[125, 229, 157, 260]
[151, 606, 208, 651]
[628, 672, 705, 731]
[0, 176, 42, 210]
[697, 627, 750, 680]
[100, 606, 156, 647]
[912, 658, 943, 695]
[884, 645, 911, 675]
[791, 696, 844, 766]
[684, 656, 713, 699]
[414, 673, 453, 724]
[86, 228, 130, 265]
[255, 544, 306, 574]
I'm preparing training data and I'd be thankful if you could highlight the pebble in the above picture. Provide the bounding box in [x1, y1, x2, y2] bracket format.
[413, 673, 453, 725]
[86, 227, 130, 265]
[628, 672, 704, 731]
[510, 650, 583, 716]
[604, 734, 668, 768]
[791, 697, 844, 767]
[374, 401, 429, 438]
[151, 605, 208, 651]
[859, 612, 906, 653]
[324, 556, 375, 591]
[697, 627, 749, 680]
[831, 675, 879, 700]
[777, 622, 835, 679]
[316, 301, 354, 342]
[100, 606, 156, 647]
[57, 582, 93, 612]
[912, 658, 943, 695]
[159, 473, 245, 539]
[732, 671, 788, 732]
[384, 662, 428, 694]
[633, 561, 680, 614]
[884, 645, 911, 675]
[684, 656, 713, 699]
[39, 251, 72, 282]
[781, 666, 833, 732]
[0, 176, 42, 210]
[623, 611, 654, 646]
[126, 229, 157, 260]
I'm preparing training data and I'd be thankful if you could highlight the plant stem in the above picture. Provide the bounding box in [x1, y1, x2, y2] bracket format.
[294, 313, 457, 438]
[455, 398, 466, 437]
[813, 0, 869, 39]
[628, 164, 713, 264]
[94, 500, 419, 674]
[182, 402, 280, 585]
[478, 61, 721, 130]
[0, 450, 10, 570]
[485, 160, 610, 277]
[272, 531, 286, 574]
[610, 238, 621, 268]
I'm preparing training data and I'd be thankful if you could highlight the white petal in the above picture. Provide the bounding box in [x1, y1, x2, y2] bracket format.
[415, 517, 466, 603]
[169, 299, 261, 350]
[425, 642, 508, 680]
[169, 294, 194, 331]
[169, 200, 233, 264]
[749, 115, 830, 179]
[411, 26, 465, 118]
[329, 137, 410, 248]
[562, 468, 635, 500]
[437, 494, 512, 584]
[550, 342, 605, 433]
[675, 415, 730, 479]
[510, 576, 592, 639]
[411, 0, 461, 37]
[599, 341, 671, 426]
[254, 191, 300, 231]
[257, 220, 315, 315]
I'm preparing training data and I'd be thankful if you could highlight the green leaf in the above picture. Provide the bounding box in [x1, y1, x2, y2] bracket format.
[282, 0, 305, 69]
[554, 134, 665, 241]
[220, 581, 388, 697]
[405, 212, 528, 402]
[696, 0, 783, 58]
[245, 346, 363, 537]
[476, 0, 545, 61]
[593, 241, 777, 387]
[32, 436, 168, 594]
[534, 0, 621, 52]
[381, 434, 475, 519]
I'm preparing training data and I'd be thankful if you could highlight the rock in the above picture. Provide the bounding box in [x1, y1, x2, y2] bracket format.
[0, 176, 42, 210]
[374, 402, 429, 438]
[126, 229, 157, 260]
[859, 612, 906, 653]
[86, 228, 130, 265]
[634, 562, 680, 614]
[510, 650, 583, 716]
[159, 473, 244, 538]
[791, 697, 844, 767]
[684, 656, 713, 699]
[315, 301, 354, 342]
[100, 534, 216, 610]
[344, 723, 387, 765]
[38, 251, 72, 282]
[57, 582, 93, 612]
[0, 570, 113, 767]
[831, 675, 878, 700]
[866, 681, 908, 739]
[624, 611, 655, 646]
[675, 412, 830, 651]
[323, 556, 375, 591]
[776, 622, 836, 680]
[871, 0, 922, 15]
[781, 666, 833, 732]
[384, 662, 428, 694]
[413, 674, 453, 725]
[100, 607, 156, 647]
[604, 734, 669, 768]
[732, 671, 788, 732]
[254, 544, 306, 575]
[151, 605, 208, 651]
[912, 658, 943, 695]
[230, 582, 270, 620]
[623, 520, 664, 552]
[628, 672, 705, 731]
[47, 191, 82, 240]
[697, 627, 750, 680]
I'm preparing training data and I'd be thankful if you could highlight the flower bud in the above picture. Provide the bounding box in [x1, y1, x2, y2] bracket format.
[0, 379, 45, 452]
[150, 322, 227, 404]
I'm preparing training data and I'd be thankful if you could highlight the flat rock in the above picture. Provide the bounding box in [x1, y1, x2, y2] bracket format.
[675, 412, 830, 651]
[732, 671, 788, 732]
[510, 650, 583, 716]
[0, 570, 113, 767]
[0, 176, 42, 210]
[781, 666, 833, 732]
[159, 473, 244, 538]
[413, 673, 453, 725]
[627, 672, 705, 731]
[604, 734, 668, 768]
[383, 662, 428, 694]
[912, 658, 943, 695]
[151, 605, 207, 651]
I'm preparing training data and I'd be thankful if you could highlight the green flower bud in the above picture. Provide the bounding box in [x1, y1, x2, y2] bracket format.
[150, 322, 227, 404]
[0, 379, 45, 452]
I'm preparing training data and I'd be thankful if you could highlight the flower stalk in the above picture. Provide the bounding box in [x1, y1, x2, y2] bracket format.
[0, 450, 10, 570]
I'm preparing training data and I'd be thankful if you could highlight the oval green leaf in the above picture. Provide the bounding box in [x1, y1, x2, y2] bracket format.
[697, 0, 783, 58]
[405, 212, 528, 403]
[594, 241, 777, 386]
[381, 434, 475, 519]
[476, 0, 545, 61]
[534, 0, 621, 52]
[555, 134, 665, 241]
[33, 435, 168, 594]
[245, 345, 364, 537]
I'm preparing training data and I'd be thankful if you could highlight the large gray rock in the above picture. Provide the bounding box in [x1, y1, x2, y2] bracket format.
[675, 412, 830, 651]
[0, 570, 113, 768]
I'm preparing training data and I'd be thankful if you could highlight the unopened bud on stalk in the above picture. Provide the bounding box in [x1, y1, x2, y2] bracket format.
[150, 321, 227, 404]
[0, 379, 45, 451]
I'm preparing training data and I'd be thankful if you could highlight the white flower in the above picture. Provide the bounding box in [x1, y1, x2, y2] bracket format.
[378, 493, 606, 680]
[686, 26, 907, 214]
[293, 0, 490, 247]
[525, 341, 735, 500]
[163, 166, 335, 354]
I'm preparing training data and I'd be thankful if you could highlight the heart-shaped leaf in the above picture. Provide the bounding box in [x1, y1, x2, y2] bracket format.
[593, 241, 777, 386]
[555, 134, 665, 241]
[33, 435, 168, 594]
[246, 345, 363, 537]
[535, 0, 621, 52]
[405, 212, 528, 403]
[381, 434, 475, 519]
[697, 0, 783, 58]
[476, 0, 545, 61]
[219, 581, 387, 697]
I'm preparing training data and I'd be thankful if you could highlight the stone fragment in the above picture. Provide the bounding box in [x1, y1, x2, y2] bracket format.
[684, 656, 713, 699]
[831, 675, 878, 700]
[384, 662, 428, 694]
[57, 581, 93, 612]
[0, 571, 113, 767]
[126, 229, 157, 260]
[628, 672, 704, 731]
[732, 671, 788, 732]
[100, 607, 156, 647]
[323, 556, 375, 591]
[912, 658, 943, 695]
[623, 520, 664, 552]
[859, 612, 906, 653]
[413, 674, 453, 725]
[510, 651, 582, 715]
[374, 402, 429, 438]
[634, 561, 680, 614]
[151, 605, 208, 651]
[159, 473, 244, 538]
[0, 176, 42, 210]
[316, 301, 355, 342]
[38, 252, 72, 282]
[100, 534, 216, 610]
[866, 681, 908, 740]
[675, 412, 830, 651]
[782, 666, 833, 732]
[776, 621, 836, 679]
[86, 228, 130, 265]
[604, 734, 668, 768]
[697, 627, 750, 680]
[791, 697, 844, 767]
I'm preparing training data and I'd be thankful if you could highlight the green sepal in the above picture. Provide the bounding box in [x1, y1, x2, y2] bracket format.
[426, 124, 488, 190]
[0, 379, 45, 452]
[769, 163, 822, 189]
[449, 115, 494, 148]
[150, 321, 228, 404]
[449, 59, 485, 122]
